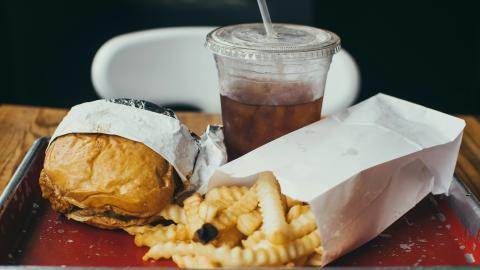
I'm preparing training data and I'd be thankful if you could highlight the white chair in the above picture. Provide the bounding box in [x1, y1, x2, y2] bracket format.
[323, 48, 360, 115]
[92, 26, 360, 115]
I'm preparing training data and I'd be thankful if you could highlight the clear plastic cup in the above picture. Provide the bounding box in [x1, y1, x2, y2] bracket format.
[206, 23, 341, 160]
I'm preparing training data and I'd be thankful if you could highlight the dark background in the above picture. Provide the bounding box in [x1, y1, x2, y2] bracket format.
[1, 0, 479, 114]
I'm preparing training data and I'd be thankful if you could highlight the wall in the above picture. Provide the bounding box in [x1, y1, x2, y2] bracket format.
[1, 0, 479, 114]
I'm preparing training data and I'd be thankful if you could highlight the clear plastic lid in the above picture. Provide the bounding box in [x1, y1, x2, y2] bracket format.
[206, 23, 341, 61]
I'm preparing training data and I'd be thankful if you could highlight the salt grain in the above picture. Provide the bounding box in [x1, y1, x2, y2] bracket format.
[404, 217, 413, 226]
[465, 253, 475, 264]
[436, 213, 446, 222]
[428, 196, 439, 206]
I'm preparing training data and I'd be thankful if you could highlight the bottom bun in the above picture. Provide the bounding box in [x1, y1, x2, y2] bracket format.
[66, 210, 160, 230]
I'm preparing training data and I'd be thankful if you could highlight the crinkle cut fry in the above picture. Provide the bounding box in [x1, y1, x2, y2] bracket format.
[198, 200, 221, 222]
[172, 254, 218, 268]
[133, 224, 189, 247]
[183, 193, 204, 238]
[212, 226, 244, 247]
[256, 172, 290, 244]
[211, 187, 258, 230]
[242, 229, 265, 248]
[307, 250, 323, 266]
[287, 205, 310, 223]
[286, 196, 303, 209]
[306, 246, 324, 266]
[158, 203, 186, 224]
[249, 239, 273, 250]
[144, 229, 321, 267]
[243, 209, 316, 248]
[124, 225, 154, 235]
[289, 210, 317, 239]
[205, 185, 249, 202]
[124, 223, 179, 236]
[201, 186, 251, 224]
[292, 255, 309, 266]
[236, 210, 262, 236]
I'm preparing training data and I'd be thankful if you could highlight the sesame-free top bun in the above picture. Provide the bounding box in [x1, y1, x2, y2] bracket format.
[39, 133, 174, 229]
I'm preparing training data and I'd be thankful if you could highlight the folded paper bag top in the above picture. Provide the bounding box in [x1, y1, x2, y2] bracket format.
[208, 93, 465, 265]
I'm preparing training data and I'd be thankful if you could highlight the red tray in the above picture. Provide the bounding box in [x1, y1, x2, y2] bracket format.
[1, 137, 479, 268]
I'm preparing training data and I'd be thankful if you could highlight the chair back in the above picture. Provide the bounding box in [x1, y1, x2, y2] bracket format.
[92, 27, 220, 112]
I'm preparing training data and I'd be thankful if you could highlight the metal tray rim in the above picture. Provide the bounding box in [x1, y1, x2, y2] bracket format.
[0, 137, 47, 217]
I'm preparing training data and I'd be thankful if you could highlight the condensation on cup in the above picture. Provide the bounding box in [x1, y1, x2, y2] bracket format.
[206, 23, 341, 160]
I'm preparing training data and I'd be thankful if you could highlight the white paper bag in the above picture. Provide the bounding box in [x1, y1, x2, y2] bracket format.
[208, 93, 465, 265]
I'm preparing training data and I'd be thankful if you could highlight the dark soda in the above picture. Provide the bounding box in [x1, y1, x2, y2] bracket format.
[221, 95, 323, 160]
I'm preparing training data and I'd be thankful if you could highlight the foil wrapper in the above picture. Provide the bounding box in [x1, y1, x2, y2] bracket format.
[50, 99, 227, 192]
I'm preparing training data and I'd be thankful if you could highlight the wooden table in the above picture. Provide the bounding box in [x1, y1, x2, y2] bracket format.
[1, 104, 479, 199]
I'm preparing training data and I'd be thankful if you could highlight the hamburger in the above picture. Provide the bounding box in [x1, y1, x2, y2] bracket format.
[39, 133, 175, 229]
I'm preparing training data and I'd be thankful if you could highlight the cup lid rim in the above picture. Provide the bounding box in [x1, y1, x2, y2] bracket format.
[205, 23, 341, 60]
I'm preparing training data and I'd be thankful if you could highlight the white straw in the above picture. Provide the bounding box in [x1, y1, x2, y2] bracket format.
[257, 0, 274, 38]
